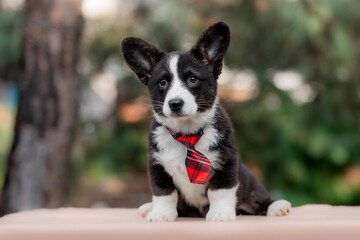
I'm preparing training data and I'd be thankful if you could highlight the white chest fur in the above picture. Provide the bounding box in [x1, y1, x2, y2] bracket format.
[152, 125, 222, 209]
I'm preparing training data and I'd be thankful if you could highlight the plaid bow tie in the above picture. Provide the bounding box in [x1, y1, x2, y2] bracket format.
[167, 128, 215, 184]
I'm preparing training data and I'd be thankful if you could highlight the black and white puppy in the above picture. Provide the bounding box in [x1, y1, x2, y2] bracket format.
[121, 22, 291, 222]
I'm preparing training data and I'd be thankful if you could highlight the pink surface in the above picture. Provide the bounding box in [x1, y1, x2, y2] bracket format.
[1, 204, 360, 240]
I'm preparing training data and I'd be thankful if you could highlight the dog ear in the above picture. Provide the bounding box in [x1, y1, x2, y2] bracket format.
[121, 37, 164, 85]
[191, 22, 230, 78]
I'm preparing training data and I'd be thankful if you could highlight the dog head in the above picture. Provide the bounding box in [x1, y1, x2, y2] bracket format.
[121, 22, 230, 131]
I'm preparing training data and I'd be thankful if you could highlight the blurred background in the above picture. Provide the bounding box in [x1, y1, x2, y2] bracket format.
[0, 0, 359, 214]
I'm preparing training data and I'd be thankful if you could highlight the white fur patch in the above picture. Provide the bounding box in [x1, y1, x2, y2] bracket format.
[146, 191, 178, 222]
[163, 54, 197, 117]
[206, 184, 238, 222]
[267, 199, 291, 217]
[152, 107, 222, 209]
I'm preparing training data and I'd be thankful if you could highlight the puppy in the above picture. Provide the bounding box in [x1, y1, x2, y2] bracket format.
[121, 22, 291, 222]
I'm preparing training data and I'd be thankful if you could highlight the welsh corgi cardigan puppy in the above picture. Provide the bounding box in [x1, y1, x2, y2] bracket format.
[121, 22, 291, 222]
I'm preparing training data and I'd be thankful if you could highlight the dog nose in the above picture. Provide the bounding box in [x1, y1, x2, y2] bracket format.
[169, 98, 184, 112]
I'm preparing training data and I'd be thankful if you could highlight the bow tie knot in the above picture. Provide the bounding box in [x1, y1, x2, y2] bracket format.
[167, 128, 215, 184]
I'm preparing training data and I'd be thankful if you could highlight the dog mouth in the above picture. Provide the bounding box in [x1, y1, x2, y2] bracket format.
[167, 112, 193, 119]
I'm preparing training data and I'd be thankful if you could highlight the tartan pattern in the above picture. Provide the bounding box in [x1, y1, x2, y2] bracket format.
[168, 128, 215, 184]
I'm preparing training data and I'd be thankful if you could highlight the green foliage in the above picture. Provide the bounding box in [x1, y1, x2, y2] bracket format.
[73, 121, 149, 181]
[0, 11, 21, 67]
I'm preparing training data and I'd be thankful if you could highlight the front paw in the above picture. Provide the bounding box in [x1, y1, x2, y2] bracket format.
[206, 208, 236, 222]
[146, 208, 178, 222]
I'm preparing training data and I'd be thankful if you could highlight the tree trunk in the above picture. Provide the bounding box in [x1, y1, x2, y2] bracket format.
[0, 0, 83, 215]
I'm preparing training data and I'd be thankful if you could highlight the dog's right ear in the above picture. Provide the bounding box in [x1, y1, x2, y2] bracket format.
[191, 22, 230, 79]
[121, 37, 164, 85]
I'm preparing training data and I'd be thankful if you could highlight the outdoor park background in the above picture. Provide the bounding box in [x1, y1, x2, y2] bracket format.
[0, 0, 359, 214]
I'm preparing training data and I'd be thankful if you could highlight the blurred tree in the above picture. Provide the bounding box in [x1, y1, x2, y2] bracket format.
[0, 0, 83, 215]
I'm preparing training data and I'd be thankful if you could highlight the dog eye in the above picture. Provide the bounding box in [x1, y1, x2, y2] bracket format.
[188, 75, 199, 84]
[159, 79, 167, 87]
[158, 79, 168, 88]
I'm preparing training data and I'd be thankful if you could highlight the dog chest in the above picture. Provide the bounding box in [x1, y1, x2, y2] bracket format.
[151, 125, 221, 208]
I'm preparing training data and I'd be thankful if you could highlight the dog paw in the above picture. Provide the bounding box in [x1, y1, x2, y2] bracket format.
[206, 208, 236, 222]
[138, 202, 153, 218]
[146, 208, 178, 222]
[267, 200, 291, 217]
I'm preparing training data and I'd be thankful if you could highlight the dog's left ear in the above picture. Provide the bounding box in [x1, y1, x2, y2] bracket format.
[191, 22, 230, 78]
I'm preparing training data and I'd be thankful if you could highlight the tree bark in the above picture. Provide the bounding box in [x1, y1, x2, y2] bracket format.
[0, 0, 83, 215]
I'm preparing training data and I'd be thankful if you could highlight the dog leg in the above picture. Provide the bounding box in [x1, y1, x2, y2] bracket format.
[206, 185, 238, 222]
[146, 191, 178, 222]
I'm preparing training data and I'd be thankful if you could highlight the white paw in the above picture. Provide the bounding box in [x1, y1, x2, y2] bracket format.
[267, 200, 291, 217]
[206, 208, 236, 222]
[146, 208, 178, 222]
[138, 202, 153, 218]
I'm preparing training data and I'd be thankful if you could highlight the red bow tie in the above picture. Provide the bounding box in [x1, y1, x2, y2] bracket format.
[167, 128, 215, 184]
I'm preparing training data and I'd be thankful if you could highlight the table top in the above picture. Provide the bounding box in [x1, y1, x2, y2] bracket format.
[1, 204, 360, 240]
